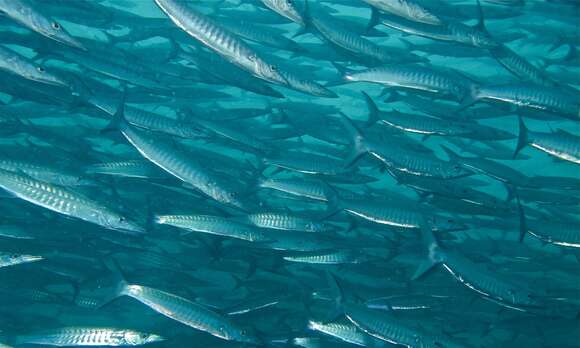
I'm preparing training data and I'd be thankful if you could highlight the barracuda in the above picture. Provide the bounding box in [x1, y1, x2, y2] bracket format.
[515, 116, 580, 164]
[0, 45, 69, 87]
[0, 0, 85, 50]
[0, 169, 144, 234]
[13, 327, 164, 346]
[0, 251, 43, 268]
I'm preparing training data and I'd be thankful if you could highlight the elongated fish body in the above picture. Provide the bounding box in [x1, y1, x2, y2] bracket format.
[258, 177, 335, 202]
[362, 0, 441, 25]
[526, 219, 580, 248]
[309, 9, 414, 66]
[95, 103, 205, 139]
[264, 151, 348, 175]
[0, 0, 85, 50]
[416, 225, 542, 311]
[154, 0, 286, 85]
[259, 0, 305, 25]
[117, 121, 249, 211]
[0, 169, 143, 234]
[0, 45, 68, 87]
[338, 199, 463, 232]
[85, 160, 166, 179]
[490, 44, 558, 87]
[440, 250, 541, 311]
[441, 146, 529, 185]
[243, 212, 332, 233]
[278, 69, 337, 98]
[382, 12, 498, 48]
[156, 215, 267, 242]
[344, 65, 475, 102]
[0, 159, 93, 186]
[284, 249, 369, 264]
[517, 125, 580, 164]
[0, 251, 43, 268]
[307, 320, 380, 346]
[55, 45, 166, 90]
[177, 49, 284, 98]
[384, 147, 472, 179]
[14, 327, 163, 346]
[119, 284, 260, 344]
[474, 84, 580, 120]
[216, 18, 303, 52]
[344, 304, 466, 348]
[378, 110, 472, 136]
[188, 117, 269, 153]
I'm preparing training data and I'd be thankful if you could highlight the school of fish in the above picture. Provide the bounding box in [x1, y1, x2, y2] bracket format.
[0, 0, 579, 347]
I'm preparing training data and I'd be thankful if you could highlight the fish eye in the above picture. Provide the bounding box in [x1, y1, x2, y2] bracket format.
[119, 217, 126, 222]
[248, 54, 256, 62]
[51, 22, 61, 30]
[270, 65, 277, 72]
[240, 329, 247, 336]
[140, 333, 148, 339]
[37, 66, 45, 73]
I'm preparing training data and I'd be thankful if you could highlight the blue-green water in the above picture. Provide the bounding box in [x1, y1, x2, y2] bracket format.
[0, 0, 579, 347]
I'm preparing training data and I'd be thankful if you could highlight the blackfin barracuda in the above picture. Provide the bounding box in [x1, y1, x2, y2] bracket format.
[413, 223, 544, 311]
[106, 263, 262, 345]
[103, 93, 252, 212]
[0, 251, 43, 268]
[155, 0, 334, 97]
[515, 116, 580, 164]
[381, 0, 498, 49]
[339, 64, 477, 103]
[0, 169, 144, 234]
[12, 327, 164, 347]
[339, 114, 473, 179]
[0, 45, 69, 87]
[259, 0, 305, 25]
[462, 83, 580, 120]
[362, 0, 442, 25]
[325, 273, 471, 348]
[0, 0, 85, 50]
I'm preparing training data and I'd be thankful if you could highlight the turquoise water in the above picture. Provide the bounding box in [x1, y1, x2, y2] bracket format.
[0, 0, 579, 347]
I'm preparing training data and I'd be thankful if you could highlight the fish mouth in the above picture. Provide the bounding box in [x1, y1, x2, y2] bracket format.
[52, 33, 88, 51]
[21, 255, 44, 263]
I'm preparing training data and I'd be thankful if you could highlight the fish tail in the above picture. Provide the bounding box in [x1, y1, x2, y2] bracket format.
[101, 85, 128, 134]
[324, 271, 346, 321]
[456, 83, 481, 112]
[338, 113, 367, 167]
[361, 91, 380, 127]
[365, 5, 381, 35]
[514, 114, 529, 159]
[102, 258, 129, 299]
[515, 193, 527, 242]
[412, 221, 444, 280]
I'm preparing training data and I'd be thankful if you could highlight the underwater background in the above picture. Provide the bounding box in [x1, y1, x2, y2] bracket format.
[0, 0, 579, 347]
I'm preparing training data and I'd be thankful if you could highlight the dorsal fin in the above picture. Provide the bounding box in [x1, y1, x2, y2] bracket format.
[474, 0, 487, 33]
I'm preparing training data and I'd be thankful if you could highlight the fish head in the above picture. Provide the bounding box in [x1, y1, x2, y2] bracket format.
[26, 65, 70, 88]
[0, 253, 43, 266]
[428, 215, 467, 232]
[251, 55, 288, 86]
[447, 162, 473, 179]
[33, 16, 86, 51]
[271, 0, 304, 25]
[102, 214, 145, 235]
[228, 326, 263, 345]
[506, 287, 542, 308]
[122, 331, 165, 345]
